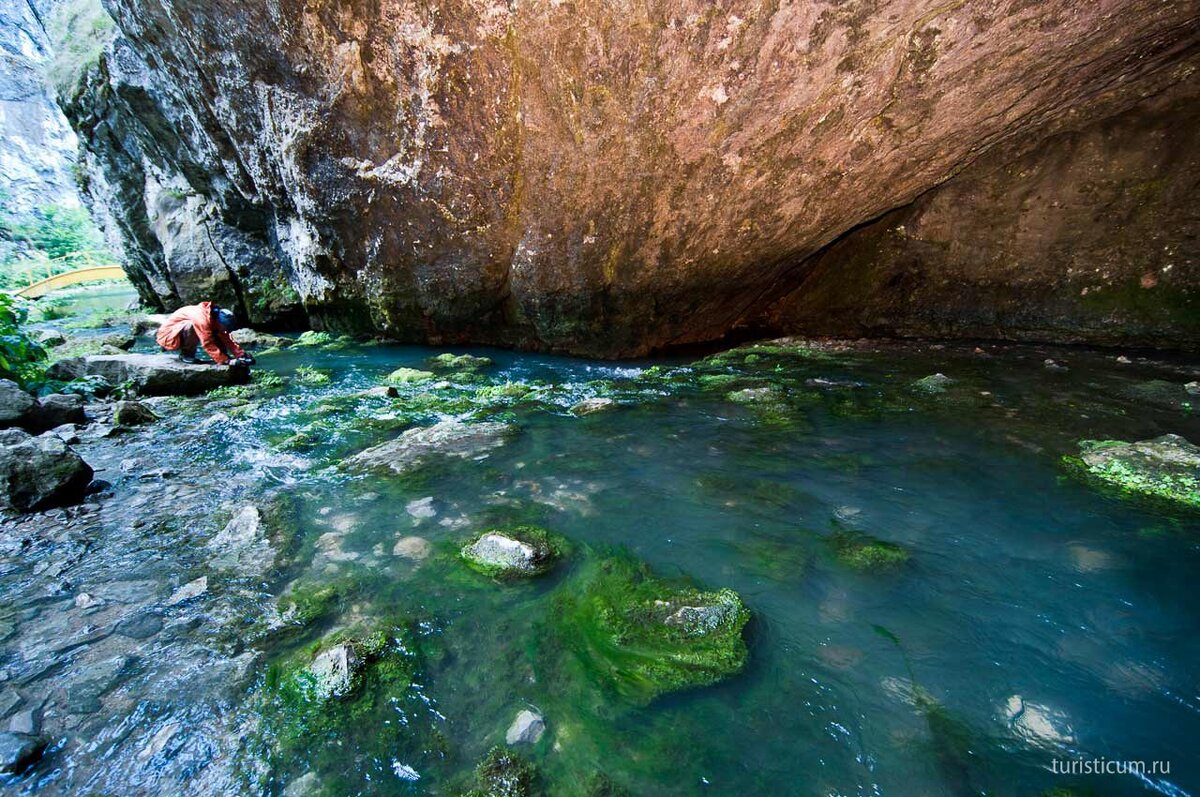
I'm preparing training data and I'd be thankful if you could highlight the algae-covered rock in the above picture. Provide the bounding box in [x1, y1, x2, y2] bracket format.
[259, 624, 433, 790]
[570, 397, 615, 416]
[554, 555, 750, 704]
[1068, 434, 1200, 508]
[462, 746, 536, 797]
[429, 353, 492, 370]
[346, 420, 515, 475]
[307, 643, 361, 700]
[293, 367, 332, 387]
[461, 526, 565, 579]
[828, 526, 910, 571]
[113, 399, 158, 426]
[385, 367, 436, 384]
[913, 373, 956, 393]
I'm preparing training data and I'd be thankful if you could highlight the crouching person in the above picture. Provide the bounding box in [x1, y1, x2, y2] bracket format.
[156, 301, 256, 367]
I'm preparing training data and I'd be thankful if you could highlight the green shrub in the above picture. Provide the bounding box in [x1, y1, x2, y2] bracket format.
[46, 0, 116, 100]
[0, 293, 47, 386]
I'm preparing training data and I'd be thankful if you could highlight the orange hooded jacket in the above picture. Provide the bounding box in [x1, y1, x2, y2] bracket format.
[156, 301, 246, 365]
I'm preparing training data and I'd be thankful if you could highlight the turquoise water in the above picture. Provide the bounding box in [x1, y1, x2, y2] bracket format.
[2, 332, 1198, 796]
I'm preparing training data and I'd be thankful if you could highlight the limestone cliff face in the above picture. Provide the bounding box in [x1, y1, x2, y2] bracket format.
[0, 0, 80, 215]
[60, 0, 1200, 354]
[764, 70, 1200, 349]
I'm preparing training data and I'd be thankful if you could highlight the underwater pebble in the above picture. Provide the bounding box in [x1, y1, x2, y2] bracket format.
[393, 536, 432, 561]
[405, 497, 437, 519]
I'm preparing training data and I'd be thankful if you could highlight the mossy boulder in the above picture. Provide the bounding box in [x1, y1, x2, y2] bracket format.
[293, 366, 332, 386]
[1067, 434, 1200, 508]
[912, 373, 955, 393]
[386, 367, 436, 384]
[293, 331, 337, 348]
[569, 397, 615, 416]
[828, 526, 910, 571]
[554, 555, 750, 705]
[461, 525, 566, 579]
[429, 352, 493, 370]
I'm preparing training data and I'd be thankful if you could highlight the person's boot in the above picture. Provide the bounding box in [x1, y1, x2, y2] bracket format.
[179, 350, 199, 365]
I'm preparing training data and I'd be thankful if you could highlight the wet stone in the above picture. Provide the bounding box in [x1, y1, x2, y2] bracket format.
[66, 656, 132, 714]
[167, 576, 208, 606]
[116, 612, 163, 640]
[0, 731, 45, 774]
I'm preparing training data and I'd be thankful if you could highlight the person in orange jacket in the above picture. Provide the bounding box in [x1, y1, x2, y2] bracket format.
[156, 301, 255, 366]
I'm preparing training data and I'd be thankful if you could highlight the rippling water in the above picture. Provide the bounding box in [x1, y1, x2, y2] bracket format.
[2, 302, 1198, 796]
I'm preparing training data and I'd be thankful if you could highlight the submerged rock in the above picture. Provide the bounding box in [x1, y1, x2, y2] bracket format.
[469, 747, 536, 797]
[1069, 434, 1200, 508]
[346, 420, 515, 475]
[46, 354, 249, 396]
[555, 556, 750, 704]
[505, 709, 545, 746]
[0, 731, 45, 774]
[393, 536, 433, 561]
[913, 373, 956, 393]
[828, 526, 910, 571]
[0, 429, 94, 512]
[461, 526, 564, 579]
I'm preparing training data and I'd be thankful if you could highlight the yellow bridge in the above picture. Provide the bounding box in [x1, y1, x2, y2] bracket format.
[16, 265, 129, 299]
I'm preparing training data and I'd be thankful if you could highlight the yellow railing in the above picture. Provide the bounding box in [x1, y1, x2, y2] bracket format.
[16, 265, 129, 298]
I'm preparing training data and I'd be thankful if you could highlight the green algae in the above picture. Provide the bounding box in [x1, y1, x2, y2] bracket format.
[293, 331, 338, 348]
[828, 525, 910, 571]
[255, 620, 448, 794]
[551, 554, 750, 705]
[459, 746, 538, 797]
[1065, 436, 1200, 509]
[205, 369, 287, 400]
[293, 366, 332, 387]
[430, 352, 494, 370]
[386, 366, 436, 384]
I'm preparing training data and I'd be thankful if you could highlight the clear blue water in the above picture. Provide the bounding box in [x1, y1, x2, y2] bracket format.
[2, 318, 1198, 796]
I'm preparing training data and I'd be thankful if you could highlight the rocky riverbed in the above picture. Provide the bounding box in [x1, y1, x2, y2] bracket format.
[1, 299, 1199, 795]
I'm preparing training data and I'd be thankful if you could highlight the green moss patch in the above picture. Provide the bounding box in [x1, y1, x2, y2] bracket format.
[828, 525, 910, 571]
[256, 621, 447, 792]
[552, 555, 750, 705]
[386, 367, 436, 384]
[459, 746, 538, 797]
[430, 352, 493, 370]
[1066, 434, 1200, 509]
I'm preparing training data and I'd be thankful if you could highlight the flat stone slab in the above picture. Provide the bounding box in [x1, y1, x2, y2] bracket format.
[346, 419, 514, 474]
[47, 354, 249, 396]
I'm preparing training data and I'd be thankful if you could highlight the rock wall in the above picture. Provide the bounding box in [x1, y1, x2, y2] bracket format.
[764, 60, 1200, 351]
[0, 0, 80, 215]
[58, 0, 1200, 354]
